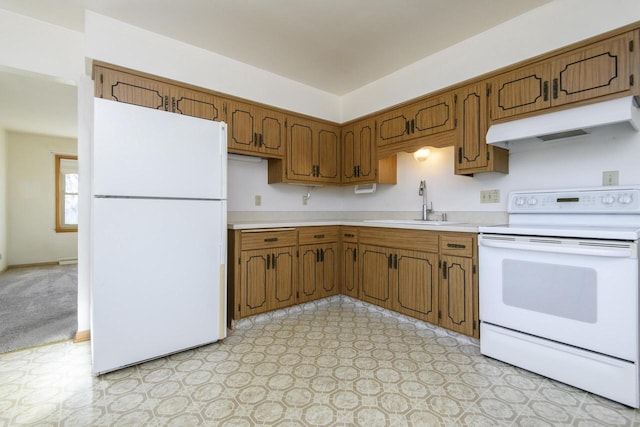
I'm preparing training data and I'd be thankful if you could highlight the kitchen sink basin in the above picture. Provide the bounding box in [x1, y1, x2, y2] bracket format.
[363, 219, 461, 226]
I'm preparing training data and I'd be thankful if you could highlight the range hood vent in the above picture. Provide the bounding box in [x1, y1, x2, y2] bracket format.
[486, 96, 640, 149]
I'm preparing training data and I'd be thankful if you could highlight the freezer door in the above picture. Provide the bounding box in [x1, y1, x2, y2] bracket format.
[93, 98, 227, 199]
[91, 197, 226, 374]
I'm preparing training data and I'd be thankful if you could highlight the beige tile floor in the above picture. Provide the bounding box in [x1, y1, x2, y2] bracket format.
[1, 296, 639, 426]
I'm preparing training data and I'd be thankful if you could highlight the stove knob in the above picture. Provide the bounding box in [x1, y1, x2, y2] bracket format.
[515, 197, 526, 206]
[602, 195, 616, 205]
[526, 197, 538, 206]
[618, 194, 633, 204]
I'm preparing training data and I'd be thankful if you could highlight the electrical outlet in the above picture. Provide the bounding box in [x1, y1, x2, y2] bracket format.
[480, 189, 500, 203]
[254, 195, 262, 206]
[603, 171, 619, 186]
[302, 195, 308, 206]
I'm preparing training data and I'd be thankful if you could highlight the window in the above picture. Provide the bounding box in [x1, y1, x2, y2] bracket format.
[55, 155, 78, 232]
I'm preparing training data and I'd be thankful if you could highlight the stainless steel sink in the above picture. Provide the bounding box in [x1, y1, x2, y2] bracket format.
[363, 219, 461, 226]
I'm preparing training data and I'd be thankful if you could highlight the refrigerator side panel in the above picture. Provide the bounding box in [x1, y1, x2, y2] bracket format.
[93, 98, 226, 199]
[91, 197, 225, 374]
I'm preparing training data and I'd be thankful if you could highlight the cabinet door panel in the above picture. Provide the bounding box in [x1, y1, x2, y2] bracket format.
[257, 108, 286, 157]
[272, 248, 296, 310]
[288, 122, 314, 179]
[456, 83, 488, 172]
[341, 243, 359, 298]
[377, 110, 409, 146]
[299, 245, 320, 302]
[552, 32, 634, 105]
[491, 63, 551, 120]
[320, 244, 338, 296]
[440, 255, 474, 336]
[316, 127, 339, 182]
[410, 94, 455, 137]
[171, 88, 223, 121]
[360, 245, 393, 309]
[240, 250, 269, 316]
[228, 101, 258, 152]
[341, 119, 376, 184]
[394, 250, 439, 324]
[97, 67, 166, 110]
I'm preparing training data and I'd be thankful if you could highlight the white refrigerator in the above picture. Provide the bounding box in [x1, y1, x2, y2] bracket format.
[91, 98, 227, 375]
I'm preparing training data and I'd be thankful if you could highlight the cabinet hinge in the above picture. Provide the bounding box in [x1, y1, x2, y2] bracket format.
[438, 310, 442, 319]
[238, 304, 241, 312]
[438, 260, 442, 268]
[631, 75, 635, 86]
[486, 85, 491, 97]
[296, 291, 299, 299]
[454, 94, 457, 103]
[454, 118, 458, 127]
[238, 257, 241, 265]
[223, 104, 227, 115]
[472, 265, 476, 274]
[473, 321, 476, 330]
[296, 250, 299, 257]
[630, 40, 634, 52]
[486, 151, 490, 161]
[100, 73, 104, 84]
[285, 118, 288, 128]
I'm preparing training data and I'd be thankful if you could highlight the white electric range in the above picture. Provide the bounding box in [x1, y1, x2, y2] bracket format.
[478, 186, 640, 407]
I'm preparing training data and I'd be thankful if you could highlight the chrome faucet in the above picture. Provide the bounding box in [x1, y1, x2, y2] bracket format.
[419, 180, 433, 220]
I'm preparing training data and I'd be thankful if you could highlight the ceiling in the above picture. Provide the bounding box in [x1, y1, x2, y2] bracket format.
[0, 0, 551, 138]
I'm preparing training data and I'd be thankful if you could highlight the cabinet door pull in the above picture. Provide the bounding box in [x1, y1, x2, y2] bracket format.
[353, 248, 357, 262]
[411, 119, 415, 133]
[344, 233, 355, 238]
[388, 254, 393, 269]
[353, 166, 357, 177]
[313, 234, 325, 239]
[172, 97, 176, 112]
[272, 253, 277, 269]
[164, 96, 169, 111]
[320, 248, 325, 262]
[316, 165, 320, 177]
[316, 249, 320, 262]
[552, 78, 559, 99]
[393, 254, 398, 269]
[543, 81, 549, 101]
[405, 120, 410, 135]
[356, 165, 360, 177]
[259, 133, 264, 147]
[266, 253, 271, 270]
[457, 147, 463, 164]
[264, 237, 278, 242]
[253, 132, 258, 146]
[447, 243, 466, 249]
[442, 261, 447, 279]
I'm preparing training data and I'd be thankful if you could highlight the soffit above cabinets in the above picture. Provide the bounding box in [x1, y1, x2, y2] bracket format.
[0, 0, 552, 95]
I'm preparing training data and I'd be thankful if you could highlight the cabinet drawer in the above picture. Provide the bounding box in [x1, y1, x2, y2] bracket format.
[440, 235, 474, 257]
[298, 226, 339, 244]
[340, 226, 359, 243]
[359, 227, 439, 253]
[241, 229, 297, 250]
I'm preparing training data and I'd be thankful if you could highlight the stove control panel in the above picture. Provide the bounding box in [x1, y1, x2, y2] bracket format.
[508, 187, 640, 213]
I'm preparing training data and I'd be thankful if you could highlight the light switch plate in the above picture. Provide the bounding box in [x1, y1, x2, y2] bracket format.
[254, 195, 262, 206]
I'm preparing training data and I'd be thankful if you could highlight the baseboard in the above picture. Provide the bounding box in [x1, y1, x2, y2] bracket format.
[0, 266, 7, 275]
[8, 261, 58, 269]
[74, 330, 91, 342]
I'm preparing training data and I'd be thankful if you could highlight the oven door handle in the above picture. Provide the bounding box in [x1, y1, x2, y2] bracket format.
[479, 238, 635, 258]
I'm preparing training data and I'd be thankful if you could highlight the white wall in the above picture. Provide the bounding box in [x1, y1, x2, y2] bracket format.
[6, 132, 78, 265]
[228, 125, 640, 215]
[0, 129, 7, 272]
[341, 0, 640, 121]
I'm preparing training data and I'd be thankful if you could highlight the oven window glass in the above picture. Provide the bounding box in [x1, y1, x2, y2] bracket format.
[502, 260, 597, 323]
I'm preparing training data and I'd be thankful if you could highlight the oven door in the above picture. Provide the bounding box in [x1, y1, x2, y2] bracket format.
[479, 234, 638, 361]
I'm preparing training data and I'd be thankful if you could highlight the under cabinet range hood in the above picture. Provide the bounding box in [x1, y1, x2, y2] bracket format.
[486, 96, 640, 150]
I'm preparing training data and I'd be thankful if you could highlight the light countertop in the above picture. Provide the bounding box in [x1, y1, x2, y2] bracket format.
[227, 219, 494, 233]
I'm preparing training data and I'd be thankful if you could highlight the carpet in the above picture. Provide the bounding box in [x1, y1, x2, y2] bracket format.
[0, 264, 77, 354]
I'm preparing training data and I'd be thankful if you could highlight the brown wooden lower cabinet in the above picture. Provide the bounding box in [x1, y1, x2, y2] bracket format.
[229, 225, 479, 338]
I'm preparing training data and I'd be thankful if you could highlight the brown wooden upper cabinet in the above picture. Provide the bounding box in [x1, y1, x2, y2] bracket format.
[94, 65, 223, 121]
[341, 118, 376, 184]
[455, 83, 508, 175]
[490, 31, 638, 121]
[226, 100, 286, 158]
[269, 116, 340, 184]
[376, 93, 455, 147]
